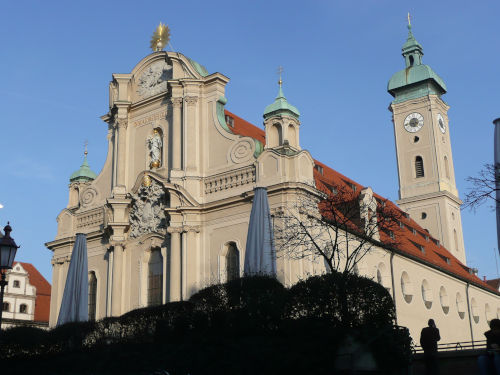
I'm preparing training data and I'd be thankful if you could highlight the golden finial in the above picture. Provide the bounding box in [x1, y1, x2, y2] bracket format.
[277, 66, 283, 87]
[407, 12, 411, 27]
[84, 140, 88, 156]
[150, 22, 171, 52]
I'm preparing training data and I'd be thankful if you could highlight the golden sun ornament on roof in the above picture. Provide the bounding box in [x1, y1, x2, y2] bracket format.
[150, 22, 170, 52]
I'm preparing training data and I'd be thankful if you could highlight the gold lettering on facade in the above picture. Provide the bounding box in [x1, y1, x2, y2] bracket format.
[133, 111, 167, 128]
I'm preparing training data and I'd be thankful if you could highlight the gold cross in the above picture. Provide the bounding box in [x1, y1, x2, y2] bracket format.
[277, 66, 283, 86]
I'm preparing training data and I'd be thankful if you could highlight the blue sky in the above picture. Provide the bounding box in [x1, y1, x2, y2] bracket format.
[1, 0, 499, 282]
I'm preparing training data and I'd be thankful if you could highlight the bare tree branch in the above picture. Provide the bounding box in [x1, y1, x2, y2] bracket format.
[274, 183, 404, 277]
[464, 163, 500, 211]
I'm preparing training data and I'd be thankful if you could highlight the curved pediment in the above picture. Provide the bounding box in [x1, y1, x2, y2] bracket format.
[131, 171, 199, 207]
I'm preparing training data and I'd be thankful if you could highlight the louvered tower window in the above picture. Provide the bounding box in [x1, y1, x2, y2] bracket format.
[88, 272, 97, 321]
[415, 156, 424, 178]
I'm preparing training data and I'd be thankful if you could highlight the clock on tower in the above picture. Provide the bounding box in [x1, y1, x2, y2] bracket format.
[387, 22, 466, 264]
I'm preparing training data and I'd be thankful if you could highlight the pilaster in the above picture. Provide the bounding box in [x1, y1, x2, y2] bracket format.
[167, 226, 183, 302]
[184, 96, 199, 172]
[171, 97, 183, 171]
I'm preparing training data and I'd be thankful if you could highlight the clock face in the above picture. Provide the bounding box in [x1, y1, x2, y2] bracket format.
[437, 114, 446, 134]
[404, 112, 424, 133]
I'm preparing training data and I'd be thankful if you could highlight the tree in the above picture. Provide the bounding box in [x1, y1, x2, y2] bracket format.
[274, 182, 404, 275]
[464, 163, 500, 210]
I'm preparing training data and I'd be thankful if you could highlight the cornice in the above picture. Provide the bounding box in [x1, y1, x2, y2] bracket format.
[45, 230, 104, 251]
[397, 190, 462, 206]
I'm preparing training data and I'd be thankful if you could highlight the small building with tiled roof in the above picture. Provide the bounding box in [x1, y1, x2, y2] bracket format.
[1, 262, 51, 329]
[46, 23, 499, 345]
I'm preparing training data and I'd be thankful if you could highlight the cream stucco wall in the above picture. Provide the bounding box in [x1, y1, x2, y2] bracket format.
[45, 51, 499, 346]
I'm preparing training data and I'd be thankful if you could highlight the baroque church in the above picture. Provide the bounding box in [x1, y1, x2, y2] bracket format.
[46, 24, 500, 343]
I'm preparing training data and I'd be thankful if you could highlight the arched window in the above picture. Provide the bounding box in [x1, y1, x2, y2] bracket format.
[288, 124, 297, 148]
[2, 302, 9, 312]
[88, 271, 97, 321]
[226, 243, 240, 282]
[415, 156, 424, 178]
[19, 304, 27, 313]
[444, 156, 450, 179]
[269, 124, 283, 147]
[148, 249, 163, 306]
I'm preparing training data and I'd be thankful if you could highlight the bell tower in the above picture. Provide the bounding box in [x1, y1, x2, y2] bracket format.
[388, 21, 466, 264]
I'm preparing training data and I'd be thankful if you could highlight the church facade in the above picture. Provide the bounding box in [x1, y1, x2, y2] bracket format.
[46, 25, 499, 343]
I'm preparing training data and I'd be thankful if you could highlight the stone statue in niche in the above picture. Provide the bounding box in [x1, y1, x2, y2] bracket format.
[129, 178, 168, 238]
[147, 128, 162, 168]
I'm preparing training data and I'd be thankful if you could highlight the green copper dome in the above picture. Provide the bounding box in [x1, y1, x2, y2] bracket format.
[388, 24, 447, 102]
[70, 153, 97, 182]
[263, 85, 300, 120]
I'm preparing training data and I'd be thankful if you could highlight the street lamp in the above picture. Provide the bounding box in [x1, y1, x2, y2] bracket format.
[0, 223, 20, 329]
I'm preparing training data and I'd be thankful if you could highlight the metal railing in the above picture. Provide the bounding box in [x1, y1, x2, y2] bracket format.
[413, 340, 487, 354]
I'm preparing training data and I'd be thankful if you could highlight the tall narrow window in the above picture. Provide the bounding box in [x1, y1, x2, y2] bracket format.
[226, 243, 240, 281]
[88, 272, 97, 321]
[415, 156, 424, 178]
[444, 156, 450, 179]
[148, 249, 163, 306]
[2, 302, 9, 312]
[19, 304, 27, 313]
[453, 229, 458, 253]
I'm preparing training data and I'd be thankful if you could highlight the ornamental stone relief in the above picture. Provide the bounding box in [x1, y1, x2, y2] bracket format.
[228, 138, 255, 164]
[129, 179, 168, 238]
[80, 187, 98, 207]
[136, 61, 172, 99]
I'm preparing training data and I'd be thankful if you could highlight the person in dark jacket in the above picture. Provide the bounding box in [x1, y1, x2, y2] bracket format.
[478, 318, 500, 375]
[420, 319, 440, 375]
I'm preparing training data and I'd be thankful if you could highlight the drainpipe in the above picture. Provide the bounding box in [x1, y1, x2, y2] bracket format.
[465, 282, 474, 345]
[390, 251, 397, 324]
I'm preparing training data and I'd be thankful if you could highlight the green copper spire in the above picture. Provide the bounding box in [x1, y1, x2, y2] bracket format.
[387, 18, 447, 103]
[402, 23, 424, 67]
[263, 72, 300, 120]
[70, 145, 97, 183]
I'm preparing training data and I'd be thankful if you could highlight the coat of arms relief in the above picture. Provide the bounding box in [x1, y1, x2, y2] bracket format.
[129, 178, 168, 238]
[136, 61, 172, 99]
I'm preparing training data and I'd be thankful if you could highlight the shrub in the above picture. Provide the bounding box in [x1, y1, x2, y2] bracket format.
[286, 271, 396, 328]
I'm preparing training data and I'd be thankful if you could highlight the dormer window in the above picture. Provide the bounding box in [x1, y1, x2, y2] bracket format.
[225, 115, 234, 127]
[314, 165, 324, 175]
[13, 280, 20, 288]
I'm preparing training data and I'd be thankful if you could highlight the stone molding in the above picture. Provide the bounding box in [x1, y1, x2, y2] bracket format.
[184, 96, 198, 106]
[171, 97, 183, 108]
[184, 225, 201, 233]
[115, 118, 128, 130]
[167, 226, 183, 234]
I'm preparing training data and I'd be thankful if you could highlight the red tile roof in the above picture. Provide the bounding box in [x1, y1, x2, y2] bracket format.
[16, 262, 51, 323]
[225, 109, 499, 294]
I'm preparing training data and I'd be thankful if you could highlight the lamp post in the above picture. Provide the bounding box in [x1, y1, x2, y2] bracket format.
[0, 223, 20, 330]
